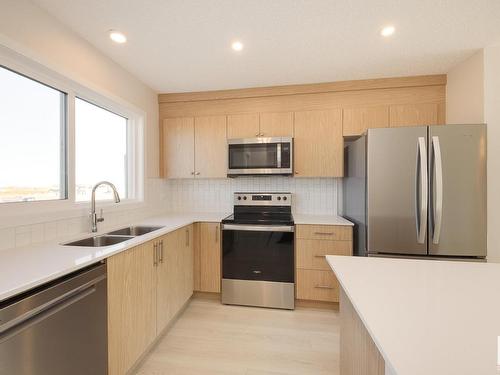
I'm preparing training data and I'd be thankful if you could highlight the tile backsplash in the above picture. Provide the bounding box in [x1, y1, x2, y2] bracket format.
[161, 177, 342, 215]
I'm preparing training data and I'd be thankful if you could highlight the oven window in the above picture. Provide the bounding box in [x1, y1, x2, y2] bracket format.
[222, 230, 294, 283]
[228, 143, 278, 169]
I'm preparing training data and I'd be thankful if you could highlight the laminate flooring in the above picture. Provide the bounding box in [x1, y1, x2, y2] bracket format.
[135, 296, 340, 375]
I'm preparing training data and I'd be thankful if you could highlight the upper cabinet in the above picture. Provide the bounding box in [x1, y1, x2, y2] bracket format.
[227, 112, 294, 138]
[294, 109, 343, 177]
[162, 117, 195, 178]
[343, 106, 389, 137]
[389, 103, 440, 127]
[259, 112, 294, 137]
[162, 115, 227, 178]
[227, 113, 260, 138]
[195, 115, 227, 178]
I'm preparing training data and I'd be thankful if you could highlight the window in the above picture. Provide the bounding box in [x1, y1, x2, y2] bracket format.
[0, 65, 67, 203]
[75, 98, 130, 202]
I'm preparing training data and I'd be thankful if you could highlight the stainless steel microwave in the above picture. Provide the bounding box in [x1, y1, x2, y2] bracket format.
[227, 137, 293, 176]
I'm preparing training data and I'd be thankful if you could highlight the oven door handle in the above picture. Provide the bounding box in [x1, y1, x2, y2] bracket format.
[222, 224, 295, 232]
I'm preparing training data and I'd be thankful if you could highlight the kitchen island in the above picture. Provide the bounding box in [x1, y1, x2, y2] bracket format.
[326, 255, 500, 375]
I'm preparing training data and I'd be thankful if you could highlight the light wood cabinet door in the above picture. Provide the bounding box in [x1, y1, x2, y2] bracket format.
[343, 106, 389, 136]
[182, 225, 194, 301]
[294, 109, 343, 177]
[296, 239, 352, 271]
[199, 222, 221, 293]
[162, 117, 195, 178]
[194, 115, 227, 178]
[227, 113, 260, 138]
[108, 242, 157, 375]
[389, 103, 439, 127]
[296, 269, 339, 302]
[259, 112, 294, 137]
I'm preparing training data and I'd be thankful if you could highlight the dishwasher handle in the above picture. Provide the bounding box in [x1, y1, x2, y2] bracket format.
[0, 275, 104, 343]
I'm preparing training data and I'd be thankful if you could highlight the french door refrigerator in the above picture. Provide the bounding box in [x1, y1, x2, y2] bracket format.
[344, 124, 486, 259]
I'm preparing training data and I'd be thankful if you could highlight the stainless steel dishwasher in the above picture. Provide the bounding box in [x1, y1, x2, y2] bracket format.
[0, 262, 108, 375]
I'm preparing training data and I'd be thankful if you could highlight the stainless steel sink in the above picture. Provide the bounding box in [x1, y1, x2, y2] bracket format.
[106, 225, 164, 237]
[63, 235, 134, 247]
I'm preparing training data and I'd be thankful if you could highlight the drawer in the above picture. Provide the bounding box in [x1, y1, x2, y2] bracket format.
[296, 269, 339, 302]
[296, 239, 352, 270]
[296, 225, 352, 241]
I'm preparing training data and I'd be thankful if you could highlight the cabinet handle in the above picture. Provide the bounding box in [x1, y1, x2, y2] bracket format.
[159, 240, 164, 263]
[186, 229, 190, 247]
[153, 242, 158, 266]
[191, 171, 195, 175]
[314, 285, 334, 289]
[295, 171, 299, 174]
[314, 232, 334, 236]
[195, 172, 200, 175]
[314, 255, 326, 258]
[215, 225, 219, 243]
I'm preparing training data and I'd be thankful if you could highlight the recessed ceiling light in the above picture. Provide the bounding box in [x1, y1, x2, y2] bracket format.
[231, 41, 244, 52]
[109, 30, 127, 44]
[381, 25, 395, 37]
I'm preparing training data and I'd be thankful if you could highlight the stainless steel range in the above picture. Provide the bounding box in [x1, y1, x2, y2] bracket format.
[221, 193, 295, 310]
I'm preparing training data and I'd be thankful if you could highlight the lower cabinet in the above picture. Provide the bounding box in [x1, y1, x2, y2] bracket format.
[194, 222, 221, 293]
[107, 225, 194, 375]
[295, 224, 353, 303]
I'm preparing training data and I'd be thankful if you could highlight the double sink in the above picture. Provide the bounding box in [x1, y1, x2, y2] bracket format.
[63, 226, 164, 247]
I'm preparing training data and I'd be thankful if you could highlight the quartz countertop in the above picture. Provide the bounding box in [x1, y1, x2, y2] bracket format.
[326, 255, 500, 375]
[293, 214, 353, 226]
[0, 212, 228, 302]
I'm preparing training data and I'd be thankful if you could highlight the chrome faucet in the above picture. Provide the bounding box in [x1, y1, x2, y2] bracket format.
[90, 181, 121, 233]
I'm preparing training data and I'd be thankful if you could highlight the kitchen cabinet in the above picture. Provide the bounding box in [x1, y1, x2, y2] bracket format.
[259, 112, 294, 137]
[162, 115, 227, 178]
[162, 117, 195, 178]
[108, 225, 194, 374]
[157, 225, 194, 332]
[295, 224, 352, 303]
[343, 106, 389, 137]
[194, 222, 221, 293]
[293, 109, 343, 177]
[389, 103, 439, 127]
[194, 115, 227, 178]
[227, 113, 260, 138]
[107, 241, 157, 375]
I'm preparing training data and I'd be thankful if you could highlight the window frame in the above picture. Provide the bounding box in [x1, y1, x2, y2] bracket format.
[0, 45, 145, 225]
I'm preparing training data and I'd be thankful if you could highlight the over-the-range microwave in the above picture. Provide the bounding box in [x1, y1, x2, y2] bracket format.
[227, 137, 293, 176]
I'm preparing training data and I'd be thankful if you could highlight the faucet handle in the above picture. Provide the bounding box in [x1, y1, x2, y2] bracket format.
[97, 208, 105, 223]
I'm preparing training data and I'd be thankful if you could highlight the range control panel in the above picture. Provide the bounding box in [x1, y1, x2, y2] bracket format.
[233, 192, 292, 206]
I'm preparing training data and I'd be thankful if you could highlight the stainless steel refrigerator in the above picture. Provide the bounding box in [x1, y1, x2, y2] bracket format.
[344, 124, 486, 259]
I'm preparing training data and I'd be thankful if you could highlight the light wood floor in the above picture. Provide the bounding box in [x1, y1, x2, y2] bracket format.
[135, 296, 340, 375]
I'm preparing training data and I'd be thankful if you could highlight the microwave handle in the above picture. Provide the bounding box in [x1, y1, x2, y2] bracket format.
[277, 143, 281, 168]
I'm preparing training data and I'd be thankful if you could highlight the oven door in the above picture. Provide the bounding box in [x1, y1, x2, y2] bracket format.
[222, 224, 295, 283]
[227, 137, 292, 175]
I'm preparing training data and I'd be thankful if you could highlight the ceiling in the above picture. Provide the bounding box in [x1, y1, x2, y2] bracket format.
[33, 0, 500, 93]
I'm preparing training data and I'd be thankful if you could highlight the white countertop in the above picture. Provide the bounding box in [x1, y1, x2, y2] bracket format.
[0, 212, 228, 302]
[293, 214, 353, 226]
[326, 255, 500, 375]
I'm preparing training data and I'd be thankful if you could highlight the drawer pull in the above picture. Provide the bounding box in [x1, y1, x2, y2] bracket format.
[314, 232, 334, 236]
[314, 255, 326, 258]
[314, 285, 334, 289]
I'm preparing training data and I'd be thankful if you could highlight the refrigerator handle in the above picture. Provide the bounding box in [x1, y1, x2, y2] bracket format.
[432, 136, 443, 244]
[416, 137, 428, 244]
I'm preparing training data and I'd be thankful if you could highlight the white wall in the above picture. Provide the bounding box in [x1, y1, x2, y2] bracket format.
[0, 0, 162, 250]
[484, 43, 500, 262]
[446, 51, 484, 124]
[162, 178, 342, 215]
